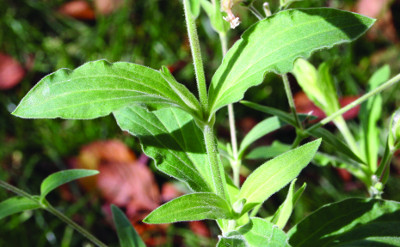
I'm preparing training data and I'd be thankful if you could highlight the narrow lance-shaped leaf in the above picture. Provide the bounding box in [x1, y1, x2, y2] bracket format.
[270, 179, 306, 229]
[13, 60, 202, 120]
[0, 196, 41, 220]
[111, 205, 146, 247]
[40, 169, 99, 200]
[238, 116, 287, 159]
[288, 198, 400, 247]
[209, 8, 375, 116]
[143, 192, 234, 224]
[238, 139, 321, 213]
[114, 106, 213, 192]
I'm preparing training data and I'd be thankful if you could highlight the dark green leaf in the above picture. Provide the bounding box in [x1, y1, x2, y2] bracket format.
[40, 169, 99, 200]
[111, 205, 145, 247]
[13, 60, 201, 120]
[114, 106, 212, 192]
[239, 139, 321, 213]
[209, 8, 375, 115]
[143, 192, 234, 224]
[0, 196, 40, 220]
[288, 198, 400, 247]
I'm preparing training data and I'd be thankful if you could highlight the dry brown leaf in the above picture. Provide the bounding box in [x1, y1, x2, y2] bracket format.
[0, 53, 25, 90]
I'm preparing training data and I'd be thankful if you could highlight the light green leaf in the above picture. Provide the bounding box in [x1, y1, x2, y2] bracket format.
[360, 65, 390, 172]
[238, 139, 321, 213]
[40, 169, 99, 200]
[224, 218, 290, 247]
[114, 106, 212, 192]
[271, 179, 306, 229]
[189, 0, 201, 18]
[111, 205, 145, 247]
[0, 196, 40, 220]
[200, 0, 230, 34]
[246, 141, 291, 160]
[209, 8, 375, 115]
[217, 236, 246, 247]
[288, 198, 400, 247]
[143, 192, 234, 224]
[13, 60, 202, 120]
[239, 116, 287, 159]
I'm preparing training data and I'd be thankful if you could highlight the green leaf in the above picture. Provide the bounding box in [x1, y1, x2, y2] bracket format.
[217, 236, 246, 247]
[111, 205, 145, 247]
[246, 141, 291, 160]
[238, 139, 321, 213]
[360, 65, 390, 171]
[189, 0, 201, 18]
[223, 218, 290, 247]
[40, 169, 99, 200]
[307, 127, 365, 164]
[292, 59, 340, 115]
[0, 196, 40, 220]
[270, 179, 306, 229]
[143, 192, 234, 224]
[13, 60, 202, 120]
[239, 116, 287, 159]
[288, 198, 400, 247]
[114, 106, 213, 192]
[241, 101, 317, 127]
[209, 8, 375, 115]
[200, 0, 230, 34]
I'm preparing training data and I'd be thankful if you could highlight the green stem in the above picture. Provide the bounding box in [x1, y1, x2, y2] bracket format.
[45, 204, 108, 247]
[333, 116, 359, 154]
[308, 72, 400, 132]
[282, 74, 303, 129]
[183, 0, 209, 112]
[204, 124, 228, 200]
[0, 180, 108, 247]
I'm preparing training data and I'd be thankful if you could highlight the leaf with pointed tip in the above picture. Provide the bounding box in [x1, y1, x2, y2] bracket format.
[288, 198, 400, 247]
[114, 106, 213, 192]
[0, 196, 40, 220]
[222, 218, 290, 247]
[271, 179, 306, 229]
[111, 205, 146, 247]
[239, 139, 321, 213]
[13, 60, 201, 120]
[209, 8, 375, 115]
[143, 192, 234, 224]
[239, 116, 286, 159]
[246, 141, 291, 160]
[40, 169, 99, 200]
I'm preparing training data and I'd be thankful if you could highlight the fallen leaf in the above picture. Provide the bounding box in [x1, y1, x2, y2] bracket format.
[0, 53, 25, 90]
[58, 0, 95, 20]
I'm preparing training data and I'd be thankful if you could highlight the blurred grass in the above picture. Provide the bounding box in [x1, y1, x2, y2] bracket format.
[1, 0, 400, 246]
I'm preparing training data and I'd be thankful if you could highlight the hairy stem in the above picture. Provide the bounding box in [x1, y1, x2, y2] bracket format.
[282, 74, 303, 129]
[204, 124, 229, 200]
[183, 0, 209, 112]
[0, 180, 108, 247]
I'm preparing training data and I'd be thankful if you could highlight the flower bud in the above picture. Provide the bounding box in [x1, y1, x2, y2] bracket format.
[221, 0, 243, 29]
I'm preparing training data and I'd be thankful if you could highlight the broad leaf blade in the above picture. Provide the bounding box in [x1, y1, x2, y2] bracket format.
[239, 116, 287, 158]
[114, 106, 212, 192]
[209, 8, 375, 115]
[225, 217, 290, 247]
[239, 139, 321, 212]
[111, 205, 145, 247]
[13, 60, 201, 119]
[288, 198, 400, 247]
[40, 169, 99, 199]
[0, 196, 40, 220]
[143, 192, 233, 224]
[246, 141, 291, 160]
